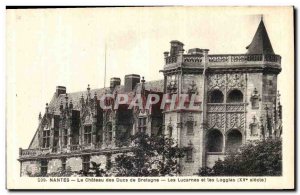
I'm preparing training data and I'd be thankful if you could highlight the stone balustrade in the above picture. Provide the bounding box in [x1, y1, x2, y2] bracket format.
[19, 141, 130, 159]
[165, 54, 281, 67]
[207, 103, 246, 113]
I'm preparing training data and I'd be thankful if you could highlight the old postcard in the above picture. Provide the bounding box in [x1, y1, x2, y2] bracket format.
[6, 6, 294, 190]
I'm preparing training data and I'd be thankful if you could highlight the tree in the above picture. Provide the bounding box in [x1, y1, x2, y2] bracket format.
[114, 132, 186, 176]
[89, 162, 107, 176]
[198, 138, 282, 176]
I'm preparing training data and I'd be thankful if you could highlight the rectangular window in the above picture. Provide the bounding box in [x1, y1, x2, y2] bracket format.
[108, 130, 113, 142]
[84, 126, 92, 144]
[40, 159, 48, 176]
[42, 129, 50, 148]
[186, 121, 194, 135]
[186, 148, 193, 163]
[63, 129, 68, 146]
[138, 117, 147, 132]
[53, 129, 59, 149]
[106, 123, 113, 144]
[82, 155, 90, 173]
[54, 116, 60, 129]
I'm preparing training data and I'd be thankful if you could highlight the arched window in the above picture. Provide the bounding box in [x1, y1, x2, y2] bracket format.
[208, 90, 224, 103]
[226, 129, 242, 152]
[206, 129, 223, 152]
[227, 89, 243, 103]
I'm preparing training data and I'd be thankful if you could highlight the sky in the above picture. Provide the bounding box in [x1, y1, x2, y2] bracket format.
[6, 7, 293, 150]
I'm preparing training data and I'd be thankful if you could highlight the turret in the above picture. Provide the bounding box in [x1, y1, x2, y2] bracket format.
[246, 18, 275, 55]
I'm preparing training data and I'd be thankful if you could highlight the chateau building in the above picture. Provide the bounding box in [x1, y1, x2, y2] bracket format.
[19, 19, 282, 176]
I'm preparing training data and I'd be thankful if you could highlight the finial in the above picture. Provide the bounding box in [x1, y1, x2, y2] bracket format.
[69, 99, 73, 109]
[260, 116, 263, 123]
[87, 84, 91, 99]
[261, 14, 263, 21]
[45, 103, 49, 113]
[141, 76, 145, 83]
[264, 104, 269, 111]
[65, 93, 69, 108]
[277, 90, 281, 103]
[253, 88, 258, 94]
[60, 99, 63, 110]
[80, 93, 84, 106]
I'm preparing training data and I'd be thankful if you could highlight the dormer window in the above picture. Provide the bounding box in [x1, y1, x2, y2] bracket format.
[42, 125, 50, 148]
[138, 117, 147, 133]
[84, 126, 92, 144]
[63, 129, 68, 146]
[106, 122, 113, 144]
[186, 113, 195, 135]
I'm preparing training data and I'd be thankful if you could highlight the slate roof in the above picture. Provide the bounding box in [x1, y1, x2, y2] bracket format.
[246, 20, 275, 55]
[48, 80, 164, 114]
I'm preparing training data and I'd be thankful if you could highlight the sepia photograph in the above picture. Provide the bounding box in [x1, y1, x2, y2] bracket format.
[5, 6, 294, 190]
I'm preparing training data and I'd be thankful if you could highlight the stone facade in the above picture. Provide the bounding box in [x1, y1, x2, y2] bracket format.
[18, 19, 282, 176]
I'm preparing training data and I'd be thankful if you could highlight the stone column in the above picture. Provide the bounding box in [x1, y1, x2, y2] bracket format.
[49, 118, 55, 151]
[58, 118, 63, 152]
[201, 49, 209, 168]
[102, 125, 107, 148]
[92, 116, 97, 148]
[67, 127, 71, 151]
[112, 120, 117, 148]
[79, 125, 82, 146]
[222, 134, 226, 153]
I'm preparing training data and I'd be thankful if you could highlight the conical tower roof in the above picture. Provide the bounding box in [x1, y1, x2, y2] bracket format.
[246, 19, 275, 54]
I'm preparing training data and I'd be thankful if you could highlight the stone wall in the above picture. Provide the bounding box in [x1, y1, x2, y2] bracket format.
[66, 157, 82, 172]
[48, 159, 61, 173]
[20, 160, 40, 176]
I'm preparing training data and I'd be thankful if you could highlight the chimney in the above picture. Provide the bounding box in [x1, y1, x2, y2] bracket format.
[188, 48, 204, 55]
[170, 40, 184, 56]
[56, 86, 66, 97]
[124, 74, 140, 92]
[110, 77, 121, 89]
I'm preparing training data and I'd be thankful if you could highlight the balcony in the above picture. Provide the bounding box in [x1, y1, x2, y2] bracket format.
[164, 54, 281, 68]
[19, 148, 41, 157]
[207, 103, 246, 113]
[19, 142, 132, 160]
[208, 54, 281, 67]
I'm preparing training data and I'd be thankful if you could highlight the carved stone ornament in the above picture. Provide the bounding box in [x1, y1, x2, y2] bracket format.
[187, 80, 198, 94]
[207, 74, 226, 91]
[249, 115, 259, 136]
[250, 88, 261, 109]
[226, 113, 245, 129]
[207, 113, 225, 129]
[167, 80, 178, 94]
[227, 73, 245, 89]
